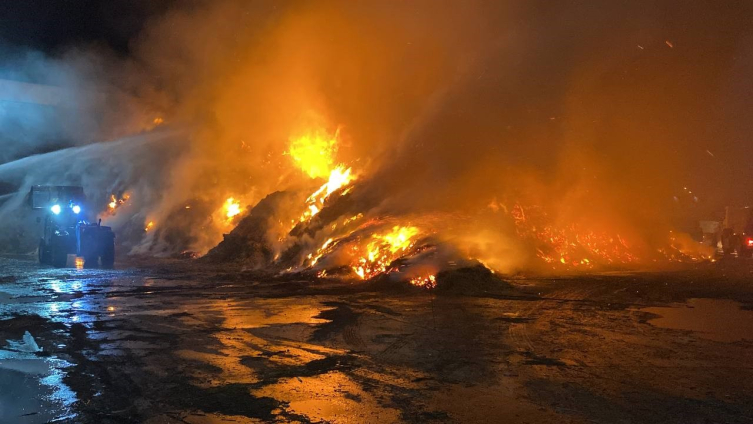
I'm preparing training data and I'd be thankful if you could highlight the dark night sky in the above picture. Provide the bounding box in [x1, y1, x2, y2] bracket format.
[0, 0, 178, 54]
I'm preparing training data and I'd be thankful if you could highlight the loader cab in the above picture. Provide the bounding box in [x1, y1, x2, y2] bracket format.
[31, 185, 86, 215]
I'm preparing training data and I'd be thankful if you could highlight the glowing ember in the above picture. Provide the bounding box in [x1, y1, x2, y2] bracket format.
[287, 129, 339, 179]
[510, 204, 637, 269]
[659, 231, 715, 262]
[409, 274, 436, 289]
[224, 197, 242, 220]
[145, 221, 155, 232]
[352, 226, 420, 279]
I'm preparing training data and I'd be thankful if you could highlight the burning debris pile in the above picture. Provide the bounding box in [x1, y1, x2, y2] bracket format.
[203, 129, 449, 285]
[0, 1, 742, 283]
[198, 127, 706, 287]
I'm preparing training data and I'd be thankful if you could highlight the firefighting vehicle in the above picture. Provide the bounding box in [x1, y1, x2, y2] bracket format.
[30, 185, 115, 268]
[720, 206, 753, 258]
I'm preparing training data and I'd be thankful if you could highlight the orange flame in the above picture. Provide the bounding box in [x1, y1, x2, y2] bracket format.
[107, 193, 130, 213]
[352, 226, 420, 279]
[287, 129, 339, 179]
[300, 166, 356, 222]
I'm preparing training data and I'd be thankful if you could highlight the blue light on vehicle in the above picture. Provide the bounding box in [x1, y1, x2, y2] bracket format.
[72, 205, 81, 214]
[51, 204, 62, 215]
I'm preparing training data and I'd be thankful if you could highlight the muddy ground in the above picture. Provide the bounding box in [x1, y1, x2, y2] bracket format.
[1, 256, 752, 423]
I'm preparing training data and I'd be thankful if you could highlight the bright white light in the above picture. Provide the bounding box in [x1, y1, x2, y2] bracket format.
[51, 204, 61, 215]
[72, 205, 81, 214]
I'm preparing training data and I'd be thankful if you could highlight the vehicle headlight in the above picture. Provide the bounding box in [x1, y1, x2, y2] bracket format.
[72, 205, 81, 214]
[50, 204, 61, 215]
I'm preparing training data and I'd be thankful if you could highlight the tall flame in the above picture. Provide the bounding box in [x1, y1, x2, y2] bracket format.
[288, 128, 356, 222]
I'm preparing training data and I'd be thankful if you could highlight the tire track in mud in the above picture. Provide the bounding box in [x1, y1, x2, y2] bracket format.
[506, 297, 545, 355]
[376, 337, 411, 360]
[342, 320, 366, 350]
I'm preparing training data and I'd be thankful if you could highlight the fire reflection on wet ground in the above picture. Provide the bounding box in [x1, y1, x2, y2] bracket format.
[1, 257, 753, 423]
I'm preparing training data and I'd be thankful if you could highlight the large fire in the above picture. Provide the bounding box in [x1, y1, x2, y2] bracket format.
[111, 125, 715, 285]
[285, 127, 399, 277]
[10, 0, 735, 293]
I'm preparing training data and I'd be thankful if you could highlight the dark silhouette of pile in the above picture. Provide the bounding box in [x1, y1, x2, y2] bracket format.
[204, 191, 296, 266]
[434, 265, 513, 294]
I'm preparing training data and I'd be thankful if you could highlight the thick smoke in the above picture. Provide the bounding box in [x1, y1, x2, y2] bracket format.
[1, 1, 752, 270]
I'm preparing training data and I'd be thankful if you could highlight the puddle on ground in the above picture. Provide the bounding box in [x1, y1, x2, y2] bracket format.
[641, 298, 753, 342]
[0, 353, 76, 423]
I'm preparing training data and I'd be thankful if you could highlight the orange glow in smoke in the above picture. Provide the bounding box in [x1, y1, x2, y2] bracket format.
[287, 129, 339, 179]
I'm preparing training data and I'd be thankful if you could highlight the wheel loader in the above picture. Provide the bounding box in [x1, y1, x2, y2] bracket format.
[30, 185, 115, 268]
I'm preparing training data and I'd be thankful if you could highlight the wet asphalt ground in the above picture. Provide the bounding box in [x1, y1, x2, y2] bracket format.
[1, 256, 753, 423]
